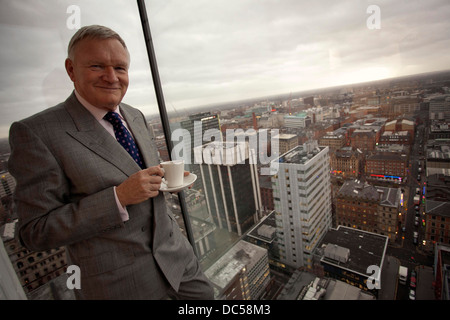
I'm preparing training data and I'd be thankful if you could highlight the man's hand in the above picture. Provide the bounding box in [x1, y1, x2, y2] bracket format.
[116, 166, 164, 207]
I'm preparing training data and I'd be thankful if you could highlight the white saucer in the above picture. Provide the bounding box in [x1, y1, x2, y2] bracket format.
[160, 173, 197, 192]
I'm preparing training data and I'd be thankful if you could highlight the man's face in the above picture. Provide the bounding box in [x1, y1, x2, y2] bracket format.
[65, 38, 130, 111]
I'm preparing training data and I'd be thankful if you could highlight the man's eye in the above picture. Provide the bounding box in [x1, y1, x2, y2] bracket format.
[90, 65, 102, 70]
[115, 66, 127, 72]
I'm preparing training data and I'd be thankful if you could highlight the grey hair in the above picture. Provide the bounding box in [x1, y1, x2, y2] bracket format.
[67, 25, 128, 60]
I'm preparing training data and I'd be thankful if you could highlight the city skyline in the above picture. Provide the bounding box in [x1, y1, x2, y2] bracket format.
[1, 0, 450, 137]
[2, 1, 450, 303]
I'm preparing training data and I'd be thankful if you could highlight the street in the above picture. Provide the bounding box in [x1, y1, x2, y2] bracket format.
[386, 117, 434, 300]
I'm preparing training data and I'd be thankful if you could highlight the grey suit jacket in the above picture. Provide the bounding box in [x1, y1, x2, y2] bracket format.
[8, 92, 195, 299]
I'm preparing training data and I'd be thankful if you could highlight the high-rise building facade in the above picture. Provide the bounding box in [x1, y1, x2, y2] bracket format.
[178, 111, 222, 189]
[178, 111, 221, 162]
[194, 141, 262, 237]
[272, 142, 332, 269]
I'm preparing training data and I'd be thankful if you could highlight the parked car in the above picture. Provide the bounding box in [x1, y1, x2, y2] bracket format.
[410, 272, 417, 289]
[413, 231, 419, 245]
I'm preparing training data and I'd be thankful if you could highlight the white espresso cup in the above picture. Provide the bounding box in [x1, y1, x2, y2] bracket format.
[161, 160, 185, 188]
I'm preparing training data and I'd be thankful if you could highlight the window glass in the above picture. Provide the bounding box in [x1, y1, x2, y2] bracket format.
[2, 0, 450, 300]
[143, 0, 450, 295]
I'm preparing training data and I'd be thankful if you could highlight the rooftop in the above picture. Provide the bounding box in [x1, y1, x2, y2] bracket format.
[277, 270, 375, 300]
[366, 152, 407, 162]
[193, 141, 248, 166]
[338, 180, 401, 207]
[351, 130, 377, 138]
[276, 142, 326, 165]
[318, 226, 389, 277]
[382, 130, 409, 137]
[427, 143, 450, 161]
[246, 211, 277, 244]
[430, 121, 450, 132]
[426, 200, 450, 218]
[274, 133, 297, 140]
[204, 240, 268, 290]
[332, 148, 359, 158]
[284, 113, 307, 119]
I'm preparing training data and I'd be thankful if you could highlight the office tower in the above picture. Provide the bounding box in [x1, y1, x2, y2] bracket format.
[178, 112, 221, 190]
[194, 141, 262, 237]
[205, 240, 270, 300]
[272, 141, 332, 269]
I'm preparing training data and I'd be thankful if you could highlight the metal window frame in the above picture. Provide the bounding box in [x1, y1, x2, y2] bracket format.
[136, 0, 198, 256]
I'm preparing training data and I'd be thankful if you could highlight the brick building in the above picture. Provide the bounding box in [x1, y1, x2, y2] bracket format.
[425, 201, 450, 247]
[330, 147, 362, 179]
[365, 152, 408, 184]
[350, 130, 377, 152]
[319, 132, 347, 151]
[336, 180, 401, 241]
[379, 131, 412, 146]
[2, 225, 68, 295]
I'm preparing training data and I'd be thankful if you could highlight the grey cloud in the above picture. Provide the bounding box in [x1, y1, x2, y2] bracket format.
[1, 0, 450, 138]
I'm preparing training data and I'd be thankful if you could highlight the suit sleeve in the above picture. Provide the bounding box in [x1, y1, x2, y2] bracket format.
[8, 121, 125, 252]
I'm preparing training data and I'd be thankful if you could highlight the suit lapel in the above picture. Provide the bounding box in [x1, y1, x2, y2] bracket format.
[64, 93, 141, 176]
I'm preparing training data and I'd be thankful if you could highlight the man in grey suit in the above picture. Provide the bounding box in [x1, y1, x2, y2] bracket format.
[8, 25, 214, 300]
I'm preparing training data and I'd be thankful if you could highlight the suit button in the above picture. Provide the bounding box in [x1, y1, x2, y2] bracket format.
[141, 226, 147, 232]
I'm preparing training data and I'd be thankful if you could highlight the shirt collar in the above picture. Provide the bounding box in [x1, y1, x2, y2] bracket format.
[74, 90, 121, 121]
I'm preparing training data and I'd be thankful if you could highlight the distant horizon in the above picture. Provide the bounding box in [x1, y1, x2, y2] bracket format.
[160, 68, 450, 118]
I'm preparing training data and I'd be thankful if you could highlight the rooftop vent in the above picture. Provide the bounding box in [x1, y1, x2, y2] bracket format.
[324, 244, 350, 263]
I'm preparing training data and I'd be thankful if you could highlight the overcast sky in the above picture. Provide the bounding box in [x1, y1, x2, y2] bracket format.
[1, 0, 450, 138]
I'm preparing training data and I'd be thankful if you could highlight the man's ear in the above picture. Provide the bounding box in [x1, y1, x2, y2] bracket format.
[65, 58, 75, 82]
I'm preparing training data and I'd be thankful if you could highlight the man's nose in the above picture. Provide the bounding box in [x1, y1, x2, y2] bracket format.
[102, 66, 119, 82]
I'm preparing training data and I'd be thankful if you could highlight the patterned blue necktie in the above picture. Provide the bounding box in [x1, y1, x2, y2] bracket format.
[103, 111, 145, 169]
